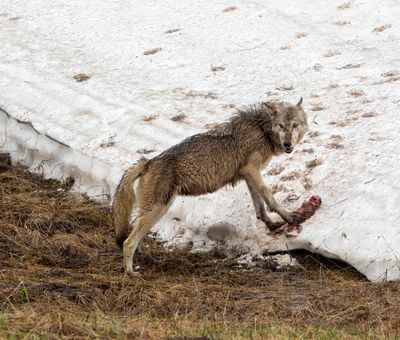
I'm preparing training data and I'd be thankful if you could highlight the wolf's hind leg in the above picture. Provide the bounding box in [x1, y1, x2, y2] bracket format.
[123, 201, 173, 276]
[246, 181, 285, 230]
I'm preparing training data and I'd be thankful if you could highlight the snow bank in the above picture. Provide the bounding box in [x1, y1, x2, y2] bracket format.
[1, 0, 399, 281]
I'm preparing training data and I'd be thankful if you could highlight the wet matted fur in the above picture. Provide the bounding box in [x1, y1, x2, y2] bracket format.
[113, 98, 308, 275]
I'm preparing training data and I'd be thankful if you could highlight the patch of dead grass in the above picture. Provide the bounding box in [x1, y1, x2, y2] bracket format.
[1, 164, 400, 339]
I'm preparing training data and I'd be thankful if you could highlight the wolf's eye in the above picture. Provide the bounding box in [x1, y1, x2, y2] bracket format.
[293, 122, 299, 128]
[278, 124, 284, 130]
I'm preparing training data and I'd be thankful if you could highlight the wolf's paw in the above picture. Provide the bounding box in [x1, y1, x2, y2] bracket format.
[125, 269, 142, 278]
[284, 212, 304, 224]
[266, 221, 286, 231]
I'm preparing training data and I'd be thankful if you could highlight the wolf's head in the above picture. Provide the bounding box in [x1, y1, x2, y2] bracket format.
[264, 98, 308, 154]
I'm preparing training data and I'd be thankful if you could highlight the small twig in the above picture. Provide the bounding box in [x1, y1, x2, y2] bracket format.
[0, 280, 23, 311]
[235, 40, 268, 52]
[328, 197, 349, 208]
[364, 177, 376, 184]
[312, 114, 319, 125]
[285, 243, 294, 263]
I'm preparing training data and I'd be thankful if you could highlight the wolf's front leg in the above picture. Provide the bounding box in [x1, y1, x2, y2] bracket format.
[242, 167, 303, 225]
[246, 181, 285, 230]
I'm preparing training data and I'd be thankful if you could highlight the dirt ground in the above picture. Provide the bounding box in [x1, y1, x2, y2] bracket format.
[1, 164, 400, 339]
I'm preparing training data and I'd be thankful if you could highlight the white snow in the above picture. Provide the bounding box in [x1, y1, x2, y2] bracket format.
[1, 0, 400, 282]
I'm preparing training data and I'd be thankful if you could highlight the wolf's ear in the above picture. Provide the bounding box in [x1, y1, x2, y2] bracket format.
[263, 102, 278, 116]
[296, 97, 303, 107]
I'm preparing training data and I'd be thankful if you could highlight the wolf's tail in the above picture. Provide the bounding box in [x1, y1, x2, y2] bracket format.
[113, 158, 148, 248]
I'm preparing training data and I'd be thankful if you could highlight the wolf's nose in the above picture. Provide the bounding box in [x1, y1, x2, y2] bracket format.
[284, 141, 292, 148]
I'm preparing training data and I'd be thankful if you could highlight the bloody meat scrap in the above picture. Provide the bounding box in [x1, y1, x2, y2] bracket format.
[269, 195, 321, 237]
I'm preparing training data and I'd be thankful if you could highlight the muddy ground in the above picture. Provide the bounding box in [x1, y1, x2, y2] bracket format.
[0, 164, 399, 339]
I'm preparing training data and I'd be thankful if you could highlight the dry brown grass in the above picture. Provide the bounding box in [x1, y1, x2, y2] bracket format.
[1, 165, 400, 338]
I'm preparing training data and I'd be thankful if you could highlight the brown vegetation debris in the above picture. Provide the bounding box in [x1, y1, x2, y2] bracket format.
[276, 85, 294, 91]
[332, 20, 351, 26]
[211, 65, 225, 72]
[337, 63, 362, 70]
[306, 159, 323, 169]
[323, 49, 341, 57]
[361, 112, 376, 118]
[313, 63, 323, 71]
[73, 74, 91, 82]
[100, 140, 116, 148]
[223, 6, 237, 12]
[308, 131, 320, 138]
[310, 103, 325, 111]
[348, 89, 365, 97]
[142, 114, 158, 122]
[373, 76, 400, 85]
[203, 122, 222, 130]
[185, 90, 218, 100]
[280, 171, 301, 182]
[381, 70, 399, 77]
[9, 16, 22, 21]
[144, 48, 161, 55]
[165, 28, 181, 34]
[170, 113, 187, 122]
[295, 32, 308, 39]
[267, 165, 284, 176]
[222, 103, 236, 109]
[337, 1, 353, 10]
[373, 24, 392, 32]
[137, 148, 156, 155]
[325, 83, 339, 90]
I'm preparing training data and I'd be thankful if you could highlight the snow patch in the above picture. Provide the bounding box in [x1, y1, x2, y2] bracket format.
[1, 0, 400, 282]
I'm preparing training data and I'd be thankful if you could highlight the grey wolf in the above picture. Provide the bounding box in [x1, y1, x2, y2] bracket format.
[113, 98, 308, 275]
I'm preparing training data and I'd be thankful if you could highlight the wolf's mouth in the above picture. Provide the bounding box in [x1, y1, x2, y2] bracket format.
[284, 147, 293, 153]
